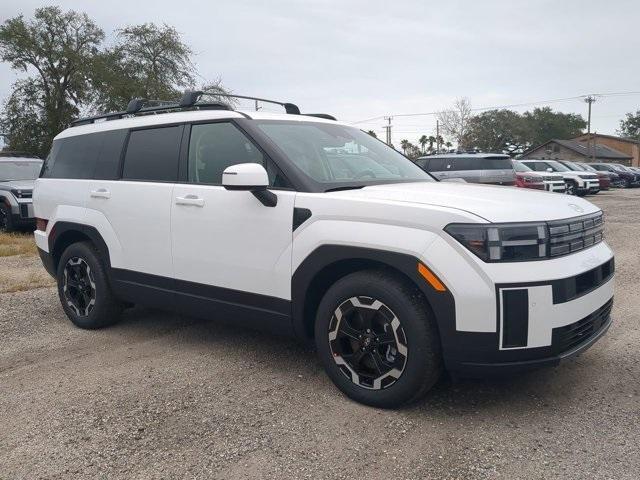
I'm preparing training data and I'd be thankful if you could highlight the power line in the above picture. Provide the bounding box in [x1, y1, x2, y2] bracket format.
[349, 91, 640, 125]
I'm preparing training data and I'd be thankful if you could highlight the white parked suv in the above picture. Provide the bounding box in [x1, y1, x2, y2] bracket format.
[520, 159, 600, 196]
[34, 93, 615, 407]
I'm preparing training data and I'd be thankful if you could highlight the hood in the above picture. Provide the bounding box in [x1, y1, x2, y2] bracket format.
[0, 179, 35, 190]
[329, 182, 600, 223]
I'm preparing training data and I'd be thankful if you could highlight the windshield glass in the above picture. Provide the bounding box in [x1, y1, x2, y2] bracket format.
[562, 161, 583, 171]
[255, 121, 433, 189]
[512, 161, 532, 172]
[0, 160, 43, 181]
[545, 160, 570, 172]
[579, 163, 596, 172]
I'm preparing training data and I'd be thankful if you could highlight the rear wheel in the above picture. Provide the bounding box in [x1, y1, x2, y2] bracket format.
[565, 181, 577, 195]
[0, 205, 15, 232]
[315, 270, 442, 408]
[56, 242, 122, 329]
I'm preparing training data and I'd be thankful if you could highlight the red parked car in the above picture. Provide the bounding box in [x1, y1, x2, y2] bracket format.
[514, 171, 546, 190]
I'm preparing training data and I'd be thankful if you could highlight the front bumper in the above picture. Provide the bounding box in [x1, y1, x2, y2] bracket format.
[423, 236, 614, 377]
[544, 181, 567, 193]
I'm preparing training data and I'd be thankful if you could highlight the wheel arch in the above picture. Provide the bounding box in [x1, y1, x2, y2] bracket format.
[49, 222, 112, 275]
[291, 245, 456, 347]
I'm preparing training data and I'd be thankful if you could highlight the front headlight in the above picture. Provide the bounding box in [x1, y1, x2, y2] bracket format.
[10, 189, 32, 199]
[445, 213, 605, 262]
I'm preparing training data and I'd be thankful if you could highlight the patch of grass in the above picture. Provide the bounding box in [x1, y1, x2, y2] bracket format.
[1, 271, 55, 293]
[0, 231, 37, 257]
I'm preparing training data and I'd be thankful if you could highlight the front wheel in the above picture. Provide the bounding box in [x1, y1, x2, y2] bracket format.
[565, 181, 577, 196]
[314, 270, 442, 408]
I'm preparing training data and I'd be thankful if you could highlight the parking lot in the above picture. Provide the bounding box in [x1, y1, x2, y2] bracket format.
[0, 189, 638, 480]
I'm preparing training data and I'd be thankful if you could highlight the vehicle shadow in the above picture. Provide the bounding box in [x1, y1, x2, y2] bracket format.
[113, 305, 592, 416]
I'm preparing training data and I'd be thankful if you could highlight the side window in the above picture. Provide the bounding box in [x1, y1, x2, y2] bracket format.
[122, 126, 182, 182]
[527, 162, 545, 172]
[414, 159, 427, 169]
[94, 129, 127, 180]
[428, 158, 447, 171]
[188, 122, 287, 187]
[42, 134, 102, 179]
[453, 158, 475, 171]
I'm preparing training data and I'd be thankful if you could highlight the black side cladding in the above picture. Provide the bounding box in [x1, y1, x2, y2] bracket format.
[293, 208, 312, 231]
[501, 289, 529, 348]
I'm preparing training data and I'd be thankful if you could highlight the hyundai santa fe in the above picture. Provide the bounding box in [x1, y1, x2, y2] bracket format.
[33, 92, 615, 408]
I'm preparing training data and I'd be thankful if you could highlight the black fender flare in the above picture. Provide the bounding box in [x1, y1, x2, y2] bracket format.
[290, 245, 456, 354]
[48, 221, 113, 272]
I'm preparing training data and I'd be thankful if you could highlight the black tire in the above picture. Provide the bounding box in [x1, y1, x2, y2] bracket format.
[314, 270, 442, 408]
[0, 204, 15, 232]
[565, 181, 577, 196]
[56, 241, 122, 329]
[624, 179, 631, 188]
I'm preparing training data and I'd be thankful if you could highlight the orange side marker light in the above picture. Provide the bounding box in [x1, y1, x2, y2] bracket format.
[417, 262, 447, 292]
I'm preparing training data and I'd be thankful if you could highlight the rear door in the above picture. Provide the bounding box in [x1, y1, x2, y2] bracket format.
[481, 157, 516, 185]
[85, 125, 181, 284]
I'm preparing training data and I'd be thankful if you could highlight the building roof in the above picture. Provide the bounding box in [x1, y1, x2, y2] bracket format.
[522, 139, 632, 160]
[573, 133, 640, 145]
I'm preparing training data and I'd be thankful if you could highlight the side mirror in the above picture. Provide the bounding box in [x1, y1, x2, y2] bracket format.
[222, 163, 277, 207]
[546, 168, 553, 172]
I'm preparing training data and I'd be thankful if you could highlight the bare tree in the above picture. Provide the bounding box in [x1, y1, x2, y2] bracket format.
[437, 97, 473, 150]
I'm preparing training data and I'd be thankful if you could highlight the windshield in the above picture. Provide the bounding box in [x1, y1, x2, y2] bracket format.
[255, 121, 433, 189]
[512, 161, 532, 173]
[580, 164, 597, 172]
[0, 160, 43, 181]
[561, 161, 583, 171]
[545, 160, 570, 172]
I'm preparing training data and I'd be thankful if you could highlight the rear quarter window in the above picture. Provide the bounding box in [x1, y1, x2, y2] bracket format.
[122, 126, 183, 182]
[42, 130, 127, 180]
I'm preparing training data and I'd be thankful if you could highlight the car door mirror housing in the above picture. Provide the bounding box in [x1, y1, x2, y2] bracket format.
[222, 163, 277, 207]
[546, 168, 553, 172]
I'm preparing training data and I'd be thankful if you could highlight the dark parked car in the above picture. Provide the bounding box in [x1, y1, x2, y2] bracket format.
[590, 163, 640, 188]
[575, 162, 623, 189]
[415, 153, 516, 185]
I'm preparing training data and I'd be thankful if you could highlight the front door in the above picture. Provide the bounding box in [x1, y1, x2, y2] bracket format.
[170, 121, 296, 331]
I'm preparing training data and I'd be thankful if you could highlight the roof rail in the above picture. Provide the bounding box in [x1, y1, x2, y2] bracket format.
[70, 96, 231, 127]
[304, 113, 337, 121]
[181, 90, 301, 115]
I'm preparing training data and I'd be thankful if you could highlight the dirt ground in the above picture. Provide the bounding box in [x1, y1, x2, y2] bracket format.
[1, 189, 638, 480]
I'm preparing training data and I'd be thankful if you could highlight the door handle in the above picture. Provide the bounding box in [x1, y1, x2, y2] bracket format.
[175, 195, 204, 207]
[90, 188, 111, 199]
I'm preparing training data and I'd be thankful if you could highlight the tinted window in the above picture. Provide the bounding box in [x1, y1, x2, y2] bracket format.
[42, 134, 102, 179]
[414, 158, 428, 169]
[427, 158, 448, 171]
[94, 129, 127, 180]
[188, 122, 266, 185]
[451, 158, 475, 171]
[523, 162, 547, 172]
[122, 126, 182, 182]
[483, 157, 513, 170]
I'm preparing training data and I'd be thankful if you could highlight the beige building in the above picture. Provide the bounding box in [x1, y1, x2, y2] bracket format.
[520, 139, 633, 166]
[573, 133, 640, 167]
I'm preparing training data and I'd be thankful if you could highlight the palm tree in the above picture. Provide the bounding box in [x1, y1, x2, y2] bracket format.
[427, 135, 436, 153]
[445, 141, 453, 151]
[418, 135, 428, 154]
[400, 139, 410, 155]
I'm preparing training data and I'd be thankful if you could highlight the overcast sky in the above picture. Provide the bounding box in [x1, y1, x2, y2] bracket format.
[1, 0, 639, 146]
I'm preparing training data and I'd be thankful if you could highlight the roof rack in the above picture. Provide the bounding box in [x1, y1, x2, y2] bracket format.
[181, 91, 302, 115]
[71, 96, 231, 126]
[70, 91, 336, 127]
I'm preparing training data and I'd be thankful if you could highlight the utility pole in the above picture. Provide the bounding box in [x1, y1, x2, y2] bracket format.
[436, 120, 440, 153]
[255, 100, 261, 112]
[584, 95, 597, 163]
[383, 116, 393, 146]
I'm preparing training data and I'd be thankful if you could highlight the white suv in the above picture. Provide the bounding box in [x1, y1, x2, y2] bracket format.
[520, 159, 600, 196]
[34, 93, 615, 407]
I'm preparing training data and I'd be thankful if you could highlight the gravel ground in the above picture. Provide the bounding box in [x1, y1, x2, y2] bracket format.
[1, 189, 638, 480]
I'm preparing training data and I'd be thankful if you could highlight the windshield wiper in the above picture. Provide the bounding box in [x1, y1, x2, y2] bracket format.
[324, 185, 366, 192]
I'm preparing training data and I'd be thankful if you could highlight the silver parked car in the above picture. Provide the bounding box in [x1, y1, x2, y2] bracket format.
[415, 153, 516, 185]
[0, 152, 43, 231]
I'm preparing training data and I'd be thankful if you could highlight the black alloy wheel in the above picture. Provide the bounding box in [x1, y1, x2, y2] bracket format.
[328, 296, 408, 390]
[62, 257, 97, 317]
